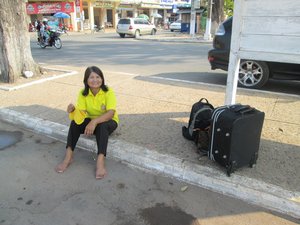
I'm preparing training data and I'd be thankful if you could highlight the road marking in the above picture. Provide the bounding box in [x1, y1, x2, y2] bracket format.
[0, 68, 78, 91]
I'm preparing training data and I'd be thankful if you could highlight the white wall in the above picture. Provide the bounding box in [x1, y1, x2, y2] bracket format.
[225, 0, 300, 104]
[234, 0, 300, 64]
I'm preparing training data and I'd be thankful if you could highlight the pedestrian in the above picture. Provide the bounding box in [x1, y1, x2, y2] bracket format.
[55, 66, 119, 179]
[36, 20, 42, 43]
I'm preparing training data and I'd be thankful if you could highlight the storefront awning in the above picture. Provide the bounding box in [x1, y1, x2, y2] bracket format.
[177, 8, 204, 14]
[140, 3, 172, 9]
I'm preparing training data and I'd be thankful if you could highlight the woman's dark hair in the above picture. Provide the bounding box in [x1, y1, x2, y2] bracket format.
[82, 66, 108, 96]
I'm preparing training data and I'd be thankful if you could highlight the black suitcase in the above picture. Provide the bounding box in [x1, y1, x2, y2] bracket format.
[209, 104, 265, 176]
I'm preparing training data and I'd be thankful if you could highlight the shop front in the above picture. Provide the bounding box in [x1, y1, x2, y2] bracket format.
[26, 1, 75, 30]
[138, 0, 172, 25]
[26, 0, 121, 32]
[82, 0, 120, 30]
[117, 0, 139, 19]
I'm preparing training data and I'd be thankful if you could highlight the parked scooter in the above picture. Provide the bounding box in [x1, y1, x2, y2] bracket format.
[92, 24, 105, 33]
[38, 30, 62, 49]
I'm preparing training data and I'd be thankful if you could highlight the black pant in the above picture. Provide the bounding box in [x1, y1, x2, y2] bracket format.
[66, 118, 118, 156]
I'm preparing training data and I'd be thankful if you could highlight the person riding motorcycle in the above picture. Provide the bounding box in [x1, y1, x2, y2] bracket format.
[40, 19, 50, 45]
[37, 18, 62, 49]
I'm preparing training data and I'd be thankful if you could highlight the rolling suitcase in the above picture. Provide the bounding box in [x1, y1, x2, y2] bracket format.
[209, 104, 265, 176]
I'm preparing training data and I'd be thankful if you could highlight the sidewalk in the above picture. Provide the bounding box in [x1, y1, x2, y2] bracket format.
[137, 30, 212, 43]
[0, 63, 299, 217]
[29, 27, 211, 43]
[63, 29, 212, 43]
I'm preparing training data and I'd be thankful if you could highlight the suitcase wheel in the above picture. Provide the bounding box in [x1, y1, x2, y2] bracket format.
[226, 161, 237, 177]
[249, 153, 258, 168]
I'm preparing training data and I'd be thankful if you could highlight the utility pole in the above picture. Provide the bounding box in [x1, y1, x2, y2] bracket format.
[190, 0, 201, 36]
[204, 0, 212, 40]
[189, 0, 196, 36]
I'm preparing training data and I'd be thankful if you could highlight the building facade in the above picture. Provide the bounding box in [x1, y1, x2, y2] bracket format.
[26, 0, 205, 32]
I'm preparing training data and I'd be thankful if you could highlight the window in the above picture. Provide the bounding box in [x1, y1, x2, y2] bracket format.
[118, 19, 130, 24]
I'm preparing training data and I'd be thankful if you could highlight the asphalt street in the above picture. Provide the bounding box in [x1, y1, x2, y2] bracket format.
[0, 120, 298, 225]
[30, 32, 300, 96]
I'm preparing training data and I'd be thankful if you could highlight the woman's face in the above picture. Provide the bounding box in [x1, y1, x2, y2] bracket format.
[87, 72, 102, 89]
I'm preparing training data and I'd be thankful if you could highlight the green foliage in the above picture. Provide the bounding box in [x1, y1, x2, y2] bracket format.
[224, 0, 234, 17]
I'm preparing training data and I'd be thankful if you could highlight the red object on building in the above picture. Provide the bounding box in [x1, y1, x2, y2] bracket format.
[75, 0, 83, 13]
[68, 24, 73, 31]
[26, 2, 74, 14]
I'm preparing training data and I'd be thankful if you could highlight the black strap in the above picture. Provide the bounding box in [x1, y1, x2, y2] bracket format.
[199, 98, 209, 104]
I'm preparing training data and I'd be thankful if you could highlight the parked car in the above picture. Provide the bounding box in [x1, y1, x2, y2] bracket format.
[208, 17, 300, 88]
[117, 18, 157, 38]
[169, 20, 182, 32]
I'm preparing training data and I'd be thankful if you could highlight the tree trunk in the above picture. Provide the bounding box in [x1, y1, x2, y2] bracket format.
[0, 0, 41, 83]
[211, 0, 225, 34]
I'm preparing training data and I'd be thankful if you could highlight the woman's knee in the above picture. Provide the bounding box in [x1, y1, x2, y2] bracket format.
[95, 122, 109, 134]
[95, 121, 117, 134]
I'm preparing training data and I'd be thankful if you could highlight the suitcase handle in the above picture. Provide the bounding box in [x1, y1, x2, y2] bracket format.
[239, 107, 255, 114]
[199, 98, 209, 104]
[232, 105, 255, 114]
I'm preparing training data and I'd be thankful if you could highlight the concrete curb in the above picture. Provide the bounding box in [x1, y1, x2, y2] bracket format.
[136, 36, 212, 43]
[0, 68, 78, 91]
[0, 108, 299, 219]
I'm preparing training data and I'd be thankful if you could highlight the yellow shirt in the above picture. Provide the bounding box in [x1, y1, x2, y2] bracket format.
[71, 87, 119, 124]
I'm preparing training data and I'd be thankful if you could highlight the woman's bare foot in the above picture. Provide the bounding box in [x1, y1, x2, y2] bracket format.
[55, 147, 73, 173]
[96, 154, 107, 179]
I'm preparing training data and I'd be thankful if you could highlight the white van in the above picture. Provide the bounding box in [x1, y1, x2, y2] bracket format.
[117, 18, 157, 38]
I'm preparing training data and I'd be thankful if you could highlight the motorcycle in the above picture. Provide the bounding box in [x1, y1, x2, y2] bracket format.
[38, 30, 62, 49]
[92, 24, 105, 33]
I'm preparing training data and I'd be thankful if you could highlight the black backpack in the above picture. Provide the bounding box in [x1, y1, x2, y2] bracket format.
[182, 98, 214, 153]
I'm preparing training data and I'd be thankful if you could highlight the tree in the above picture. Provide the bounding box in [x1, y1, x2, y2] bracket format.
[211, 0, 225, 33]
[224, 0, 234, 17]
[0, 0, 41, 83]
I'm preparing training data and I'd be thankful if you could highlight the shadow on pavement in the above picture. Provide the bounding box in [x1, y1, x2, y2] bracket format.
[4, 104, 300, 193]
[1, 119, 299, 224]
[135, 72, 300, 96]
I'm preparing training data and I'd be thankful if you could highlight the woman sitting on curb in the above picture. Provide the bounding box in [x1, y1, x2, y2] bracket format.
[55, 66, 119, 179]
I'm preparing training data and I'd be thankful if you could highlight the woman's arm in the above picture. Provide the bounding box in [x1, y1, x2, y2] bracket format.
[92, 110, 115, 124]
[84, 110, 115, 135]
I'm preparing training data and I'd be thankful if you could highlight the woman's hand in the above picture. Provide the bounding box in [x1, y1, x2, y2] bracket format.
[67, 104, 75, 113]
[84, 120, 97, 135]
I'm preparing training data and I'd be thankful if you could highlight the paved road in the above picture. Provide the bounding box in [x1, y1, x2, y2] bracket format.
[31, 33, 210, 75]
[30, 32, 300, 96]
[0, 120, 298, 225]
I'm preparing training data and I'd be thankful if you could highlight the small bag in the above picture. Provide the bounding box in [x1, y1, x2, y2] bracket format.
[182, 98, 214, 154]
[194, 127, 210, 155]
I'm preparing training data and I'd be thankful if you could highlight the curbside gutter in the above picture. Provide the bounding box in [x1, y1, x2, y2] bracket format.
[0, 108, 299, 219]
